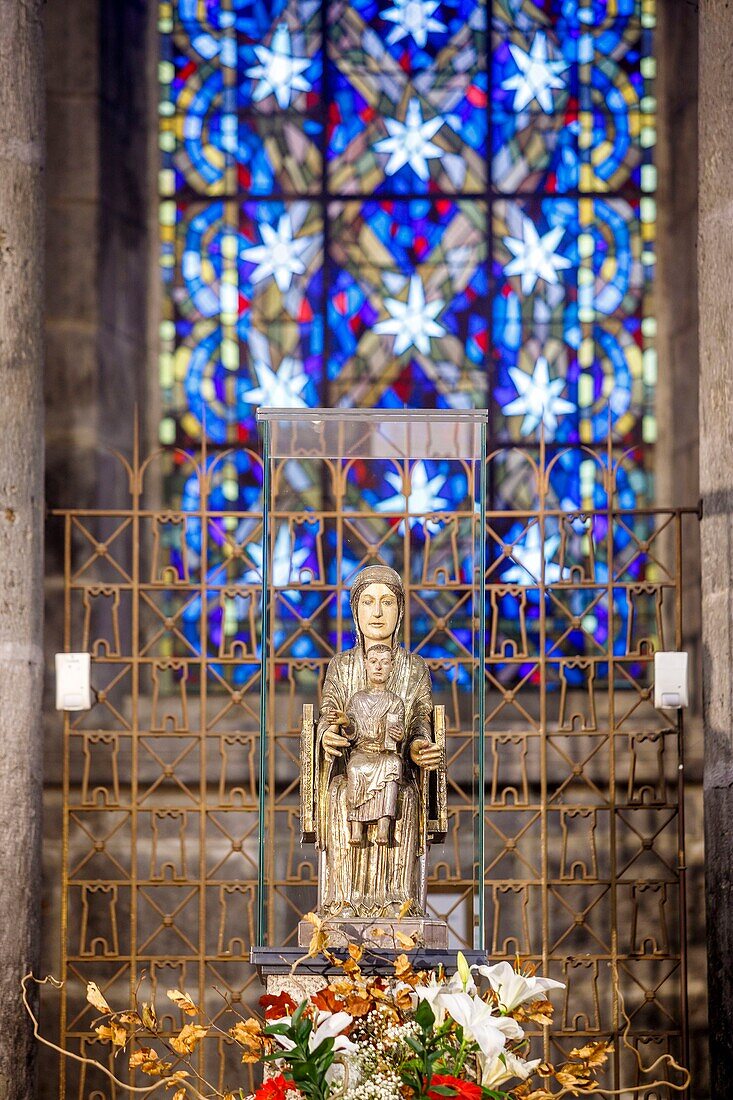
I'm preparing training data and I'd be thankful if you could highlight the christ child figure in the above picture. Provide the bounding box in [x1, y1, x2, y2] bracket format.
[344, 643, 406, 847]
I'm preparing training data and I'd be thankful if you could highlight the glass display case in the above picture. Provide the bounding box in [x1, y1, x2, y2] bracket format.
[255, 408, 488, 951]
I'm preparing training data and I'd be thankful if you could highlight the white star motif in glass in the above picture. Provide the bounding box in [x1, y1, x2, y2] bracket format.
[376, 463, 450, 533]
[501, 524, 566, 586]
[503, 214, 571, 296]
[374, 273, 447, 355]
[373, 98, 445, 180]
[245, 23, 311, 110]
[241, 213, 317, 293]
[242, 355, 309, 409]
[501, 30, 568, 114]
[381, 0, 447, 49]
[502, 354, 574, 438]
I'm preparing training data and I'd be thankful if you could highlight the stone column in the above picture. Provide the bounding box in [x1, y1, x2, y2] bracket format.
[0, 3, 45, 1100]
[699, 2, 733, 1095]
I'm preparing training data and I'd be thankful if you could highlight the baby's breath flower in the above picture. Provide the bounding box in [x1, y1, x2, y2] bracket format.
[341, 1066, 403, 1100]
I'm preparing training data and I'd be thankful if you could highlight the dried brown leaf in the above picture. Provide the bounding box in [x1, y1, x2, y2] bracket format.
[129, 1047, 172, 1076]
[95, 1023, 128, 1048]
[568, 1040, 613, 1068]
[166, 990, 199, 1016]
[398, 899, 413, 919]
[344, 994, 372, 1018]
[395, 931, 416, 950]
[230, 1017, 272, 1062]
[520, 998, 554, 1026]
[311, 987, 346, 1014]
[309, 929, 329, 957]
[170, 1024, 208, 1056]
[339, 956, 362, 978]
[165, 1071, 190, 1087]
[86, 982, 111, 1015]
[130, 1047, 158, 1068]
[393, 954, 417, 985]
[329, 978, 354, 996]
[556, 1065, 595, 1090]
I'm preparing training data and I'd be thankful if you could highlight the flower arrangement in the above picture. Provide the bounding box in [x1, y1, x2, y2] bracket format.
[25, 947, 617, 1100]
[242, 948, 608, 1100]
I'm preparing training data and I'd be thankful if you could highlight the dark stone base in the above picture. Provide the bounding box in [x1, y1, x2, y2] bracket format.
[250, 945, 487, 977]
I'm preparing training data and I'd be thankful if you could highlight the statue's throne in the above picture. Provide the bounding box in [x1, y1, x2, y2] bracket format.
[298, 703, 449, 949]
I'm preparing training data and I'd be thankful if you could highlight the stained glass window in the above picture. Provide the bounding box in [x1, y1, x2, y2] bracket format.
[159, 0, 655, 507]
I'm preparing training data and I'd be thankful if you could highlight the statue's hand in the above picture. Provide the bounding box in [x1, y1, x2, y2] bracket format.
[322, 712, 351, 759]
[410, 738, 442, 770]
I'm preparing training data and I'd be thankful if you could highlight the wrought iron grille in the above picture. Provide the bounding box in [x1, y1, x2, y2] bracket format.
[51, 432, 696, 1097]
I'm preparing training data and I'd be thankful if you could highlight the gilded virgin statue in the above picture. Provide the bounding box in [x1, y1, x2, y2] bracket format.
[300, 566, 448, 932]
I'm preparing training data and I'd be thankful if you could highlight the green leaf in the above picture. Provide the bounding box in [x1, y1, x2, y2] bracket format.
[414, 998, 436, 1030]
[289, 1064, 311, 1081]
[264, 1022, 292, 1036]
[312, 1036, 335, 1059]
[429, 1088, 459, 1096]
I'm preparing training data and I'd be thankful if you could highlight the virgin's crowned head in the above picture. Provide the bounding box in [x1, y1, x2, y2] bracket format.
[349, 566, 404, 650]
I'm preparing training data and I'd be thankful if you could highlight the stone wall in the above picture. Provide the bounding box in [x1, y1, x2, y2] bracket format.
[655, 5, 706, 1094]
[699, 1, 733, 1096]
[41, 2, 153, 1096]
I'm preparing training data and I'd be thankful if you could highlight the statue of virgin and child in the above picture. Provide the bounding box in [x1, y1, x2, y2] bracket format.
[300, 565, 448, 935]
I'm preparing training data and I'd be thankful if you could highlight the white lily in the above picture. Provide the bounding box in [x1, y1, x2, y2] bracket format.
[441, 991, 524, 1060]
[478, 961, 565, 1012]
[479, 1050, 541, 1089]
[270, 1009, 357, 1057]
[414, 974, 449, 1025]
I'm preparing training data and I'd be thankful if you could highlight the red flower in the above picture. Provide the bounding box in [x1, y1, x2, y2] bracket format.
[427, 1074, 483, 1100]
[259, 990, 298, 1020]
[253, 1073, 295, 1100]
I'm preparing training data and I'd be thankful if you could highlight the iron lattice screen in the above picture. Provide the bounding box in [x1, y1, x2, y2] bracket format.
[51, 435, 695, 1098]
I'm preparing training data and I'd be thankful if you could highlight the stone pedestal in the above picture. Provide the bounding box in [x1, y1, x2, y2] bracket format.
[297, 917, 449, 950]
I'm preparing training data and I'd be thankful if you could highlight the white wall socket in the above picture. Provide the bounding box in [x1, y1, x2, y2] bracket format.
[653, 651, 689, 709]
[55, 653, 92, 711]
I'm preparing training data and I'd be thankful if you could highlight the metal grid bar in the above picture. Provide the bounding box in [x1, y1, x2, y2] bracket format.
[52, 438, 696, 1098]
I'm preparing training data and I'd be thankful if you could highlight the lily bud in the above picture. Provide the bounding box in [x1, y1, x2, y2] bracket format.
[456, 951, 471, 991]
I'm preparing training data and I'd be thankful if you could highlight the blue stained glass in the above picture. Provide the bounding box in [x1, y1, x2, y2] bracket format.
[159, 0, 657, 664]
[344, 0, 485, 69]
[328, 199, 487, 407]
